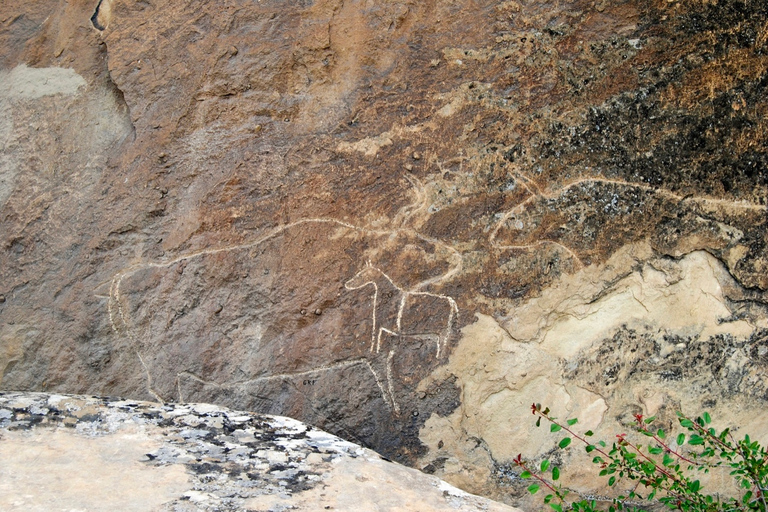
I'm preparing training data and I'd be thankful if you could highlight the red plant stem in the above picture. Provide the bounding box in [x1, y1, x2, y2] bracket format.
[645, 432, 697, 465]
[534, 411, 612, 461]
[681, 414, 733, 453]
[620, 438, 714, 509]
[536, 409, 693, 506]
[723, 431, 768, 512]
[513, 459, 561, 499]
[621, 438, 680, 482]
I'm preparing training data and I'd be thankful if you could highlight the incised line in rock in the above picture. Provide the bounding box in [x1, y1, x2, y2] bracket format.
[490, 174, 767, 265]
[106, 217, 461, 409]
[174, 358, 376, 402]
[344, 261, 458, 357]
[344, 261, 459, 413]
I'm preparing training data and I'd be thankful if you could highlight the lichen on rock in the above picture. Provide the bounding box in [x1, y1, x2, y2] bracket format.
[0, 0, 767, 508]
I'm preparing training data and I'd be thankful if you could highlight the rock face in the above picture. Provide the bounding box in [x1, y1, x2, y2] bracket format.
[1, 391, 520, 511]
[1, 0, 767, 507]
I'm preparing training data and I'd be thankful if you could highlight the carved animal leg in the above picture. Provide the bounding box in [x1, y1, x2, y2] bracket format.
[378, 327, 397, 354]
[386, 349, 400, 415]
[364, 357, 399, 414]
[437, 298, 459, 358]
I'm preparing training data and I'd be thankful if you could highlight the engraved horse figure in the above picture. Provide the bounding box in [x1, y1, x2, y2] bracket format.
[344, 262, 458, 413]
[344, 262, 458, 358]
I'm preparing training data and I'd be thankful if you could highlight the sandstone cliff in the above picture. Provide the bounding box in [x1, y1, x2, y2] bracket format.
[1, 0, 767, 507]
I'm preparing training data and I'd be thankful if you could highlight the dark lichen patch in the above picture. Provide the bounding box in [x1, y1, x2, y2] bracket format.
[189, 462, 221, 475]
[567, 326, 768, 405]
[422, 456, 448, 475]
[467, 0, 768, 290]
[1, 393, 367, 511]
[77, 413, 102, 423]
[7, 413, 48, 431]
[282, 469, 316, 492]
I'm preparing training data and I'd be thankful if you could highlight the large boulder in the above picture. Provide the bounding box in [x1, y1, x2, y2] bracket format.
[0, 391, 521, 511]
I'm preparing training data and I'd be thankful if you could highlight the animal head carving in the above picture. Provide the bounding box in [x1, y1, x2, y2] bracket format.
[344, 263, 383, 289]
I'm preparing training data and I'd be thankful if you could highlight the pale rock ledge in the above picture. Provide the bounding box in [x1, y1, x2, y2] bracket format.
[0, 391, 520, 512]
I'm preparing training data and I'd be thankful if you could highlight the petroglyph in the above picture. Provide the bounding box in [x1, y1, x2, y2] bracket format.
[106, 216, 460, 413]
[490, 172, 766, 266]
[344, 262, 459, 413]
[344, 262, 458, 357]
[174, 358, 376, 402]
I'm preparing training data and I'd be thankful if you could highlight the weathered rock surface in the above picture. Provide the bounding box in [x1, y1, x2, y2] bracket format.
[0, 391, 521, 511]
[1, 0, 767, 507]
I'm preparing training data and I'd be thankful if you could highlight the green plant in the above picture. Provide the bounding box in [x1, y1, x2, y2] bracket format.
[513, 403, 768, 512]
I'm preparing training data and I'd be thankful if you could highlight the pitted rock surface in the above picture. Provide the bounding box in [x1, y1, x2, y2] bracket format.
[1, 0, 768, 508]
[0, 391, 520, 512]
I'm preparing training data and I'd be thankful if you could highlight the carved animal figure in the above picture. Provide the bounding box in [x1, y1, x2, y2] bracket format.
[344, 262, 458, 359]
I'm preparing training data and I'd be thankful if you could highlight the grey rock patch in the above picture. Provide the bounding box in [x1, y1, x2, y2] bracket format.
[0, 65, 86, 99]
[0, 391, 521, 511]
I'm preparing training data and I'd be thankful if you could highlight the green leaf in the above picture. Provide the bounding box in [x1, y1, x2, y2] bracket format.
[644, 416, 656, 424]
[657, 428, 665, 439]
[703, 412, 711, 424]
[541, 459, 550, 472]
[641, 461, 655, 475]
[567, 418, 578, 426]
[592, 456, 603, 464]
[552, 466, 560, 481]
[598, 440, 607, 447]
[521, 471, 532, 479]
[559, 437, 572, 449]
[689, 435, 704, 446]
[676, 433, 686, 445]
[648, 446, 663, 455]
[687, 480, 701, 493]
[544, 494, 553, 504]
[585, 430, 594, 437]
[551, 424, 562, 433]
[550, 503, 563, 512]
[663, 453, 674, 467]
[536, 417, 541, 427]
[528, 483, 540, 494]
[586, 445, 595, 453]
[608, 476, 616, 486]
[680, 418, 694, 428]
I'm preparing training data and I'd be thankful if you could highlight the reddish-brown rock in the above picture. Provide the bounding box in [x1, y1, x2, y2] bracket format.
[1, 0, 767, 506]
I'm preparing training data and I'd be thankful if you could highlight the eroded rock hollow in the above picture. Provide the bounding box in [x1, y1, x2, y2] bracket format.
[1, 0, 767, 506]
